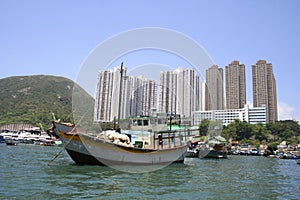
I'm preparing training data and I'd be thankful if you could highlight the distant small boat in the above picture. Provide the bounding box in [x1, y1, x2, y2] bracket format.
[5, 138, 18, 146]
[0, 135, 4, 143]
[185, 140, 200, 158]
[297, 159, 300, 165]
[40, 140, 55, 146]
[186, 136, 228, 159]
[0, 129, 55, 145]
[198, 136, 228, 159]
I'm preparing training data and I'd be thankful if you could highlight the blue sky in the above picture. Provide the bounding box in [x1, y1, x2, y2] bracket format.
[1, 0, 299, 121]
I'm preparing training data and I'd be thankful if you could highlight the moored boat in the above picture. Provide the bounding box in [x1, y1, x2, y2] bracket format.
[0, 129, 56, 145]
[40, 139, 55, 146]
[51, 115, 198, 166]
[0, 135, 4, 143]
[5, 137, 18, 146]
[198, 136, 228, 159]
[185, 140, 200, 158]
[185, 136, 228, 159]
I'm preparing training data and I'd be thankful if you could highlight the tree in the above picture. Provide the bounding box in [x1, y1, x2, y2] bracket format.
[235, 119, 253, 141]
[198, 119, 210, 136]
[221, 121, 237, 140]
[253, 123, 269, 142]
[266, 120, 300, 143]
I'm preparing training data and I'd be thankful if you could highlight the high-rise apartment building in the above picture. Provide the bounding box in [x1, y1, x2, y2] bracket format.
[159, 67, 200, 117]
[252, 60, 278, 123]
[128, 76, 157, 117]
[94, 68, 113, 122]
[205, 65, 224, 110]
[94, 66, 157, 122]
[200, 82, 206, 111]
[94, 67, 127, 122]
[225, 61, 246, 109]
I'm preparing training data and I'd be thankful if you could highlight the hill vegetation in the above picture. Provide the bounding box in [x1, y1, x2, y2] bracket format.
[0, 75, 94, 129]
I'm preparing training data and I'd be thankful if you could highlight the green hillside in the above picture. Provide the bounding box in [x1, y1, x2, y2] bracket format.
[0, 75, 94, 129]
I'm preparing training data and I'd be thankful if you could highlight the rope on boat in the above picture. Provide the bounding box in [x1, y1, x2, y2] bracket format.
[47, 126, 76, 165]
[48, 111, 90, 165]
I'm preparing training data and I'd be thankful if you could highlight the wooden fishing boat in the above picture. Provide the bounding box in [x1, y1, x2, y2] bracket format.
[51, 115, 198, 166]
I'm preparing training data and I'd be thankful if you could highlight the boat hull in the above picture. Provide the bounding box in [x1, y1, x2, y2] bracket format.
[202, 150, 228, 159]
[5, 139, 18, 146]
[5, 141, 18, 146]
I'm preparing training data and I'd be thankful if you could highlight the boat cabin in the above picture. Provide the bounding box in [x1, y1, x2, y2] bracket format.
[121, 115, 196, 150]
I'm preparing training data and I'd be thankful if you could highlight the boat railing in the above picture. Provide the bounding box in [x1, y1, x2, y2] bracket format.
[153, 128, 199, 150]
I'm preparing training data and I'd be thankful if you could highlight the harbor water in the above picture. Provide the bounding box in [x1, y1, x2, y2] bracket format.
[0, 144, 299, 200]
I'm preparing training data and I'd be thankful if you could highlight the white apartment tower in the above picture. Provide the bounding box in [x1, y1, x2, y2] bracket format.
[128, 76, 157, 117]
[159, 67, 200, 117]
[94, 67, 128, 122]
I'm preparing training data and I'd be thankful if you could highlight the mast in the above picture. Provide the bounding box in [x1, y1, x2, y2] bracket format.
[117, 62, 124, 130]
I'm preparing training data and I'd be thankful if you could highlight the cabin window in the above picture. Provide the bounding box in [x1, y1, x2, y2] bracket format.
[134, 141, 143, 148]
[132, 120, 137, 126]
[132, 119, 149, 126]
[132, 119, 143, 126]
[137, 120, 143, 126]
[143, 120, 149, 126]
[150, 118, 156, 124]
[158, 119, 165, 124]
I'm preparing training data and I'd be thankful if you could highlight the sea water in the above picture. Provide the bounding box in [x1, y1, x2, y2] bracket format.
[0, 144, 299, 199]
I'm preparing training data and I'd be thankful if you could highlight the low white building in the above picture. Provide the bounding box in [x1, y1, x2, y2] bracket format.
[193, 105, 266, 126]
[248, 106, 267, 125]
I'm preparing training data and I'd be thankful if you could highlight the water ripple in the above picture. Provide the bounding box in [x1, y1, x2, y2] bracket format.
[0, 144, 299, 199]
